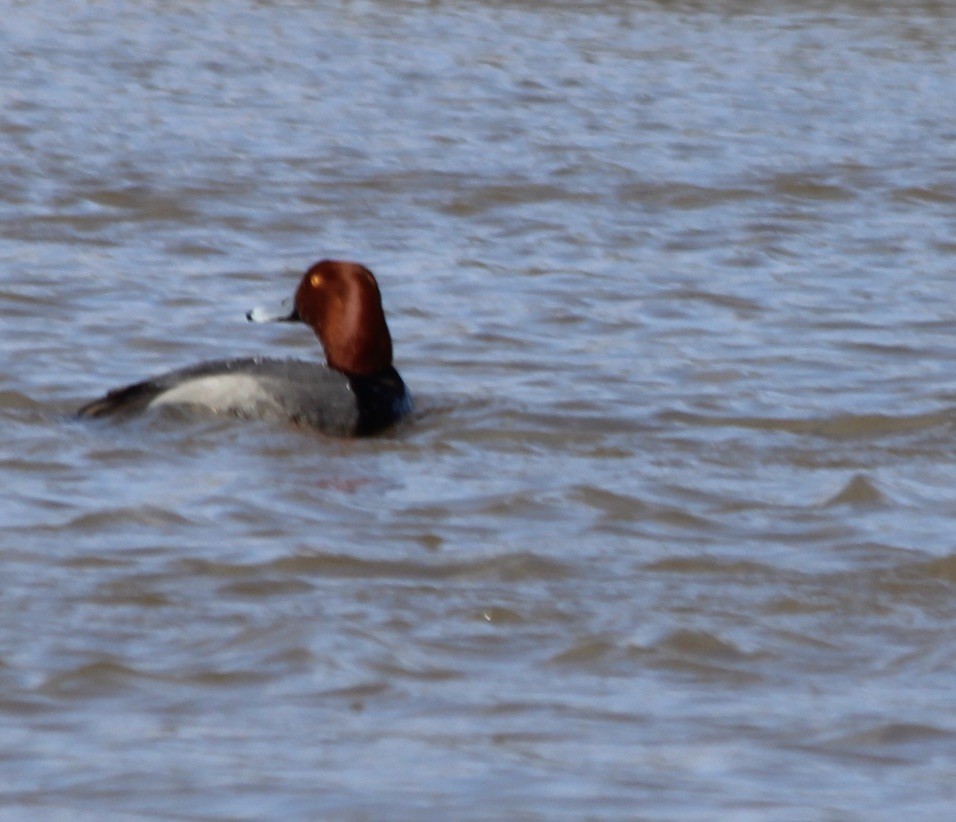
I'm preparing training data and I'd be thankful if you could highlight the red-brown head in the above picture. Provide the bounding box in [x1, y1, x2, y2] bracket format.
[288, 260, 394, 376]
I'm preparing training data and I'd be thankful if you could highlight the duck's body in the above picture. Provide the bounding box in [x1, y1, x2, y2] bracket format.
[77, 260, 411, 436]
[77, 357, 410, 436]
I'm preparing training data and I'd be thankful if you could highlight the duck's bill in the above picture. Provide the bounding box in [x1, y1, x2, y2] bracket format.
[246, 297, 300, 323]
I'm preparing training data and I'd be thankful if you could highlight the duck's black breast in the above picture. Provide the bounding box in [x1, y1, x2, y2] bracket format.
[348, 365, 412, 435]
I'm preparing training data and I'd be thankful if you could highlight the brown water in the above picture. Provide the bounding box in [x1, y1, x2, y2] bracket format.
[3, 0, 956, 817]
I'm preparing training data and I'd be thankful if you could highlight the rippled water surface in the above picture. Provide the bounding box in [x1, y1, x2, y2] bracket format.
[3, 0, 956, 817]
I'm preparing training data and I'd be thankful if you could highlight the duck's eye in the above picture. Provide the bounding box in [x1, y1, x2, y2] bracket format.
[310, 273, 323, 288]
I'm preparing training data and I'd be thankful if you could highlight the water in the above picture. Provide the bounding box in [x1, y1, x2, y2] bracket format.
[3, 0, 956, 817]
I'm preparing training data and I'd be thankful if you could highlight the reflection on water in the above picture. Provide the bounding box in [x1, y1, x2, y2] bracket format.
[3, 0, 956, 817]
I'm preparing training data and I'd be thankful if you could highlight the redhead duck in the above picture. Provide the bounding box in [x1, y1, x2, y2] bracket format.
[77, 259, 411, 436]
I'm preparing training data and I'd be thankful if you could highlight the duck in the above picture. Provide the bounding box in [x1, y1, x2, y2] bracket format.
[77, 259, 411, 436]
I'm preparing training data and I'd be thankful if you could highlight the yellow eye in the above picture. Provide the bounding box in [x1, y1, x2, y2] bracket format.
[310, 274, 323, 288]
